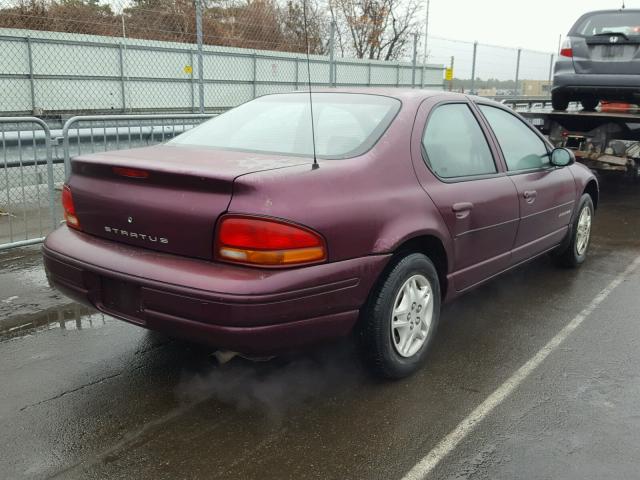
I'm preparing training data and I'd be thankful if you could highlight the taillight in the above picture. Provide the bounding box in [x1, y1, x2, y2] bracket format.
[215, 215, 327, 267]
[560, 38, 573, 58]
[62, 184, 81, 230]
[112, 166, 149, 179]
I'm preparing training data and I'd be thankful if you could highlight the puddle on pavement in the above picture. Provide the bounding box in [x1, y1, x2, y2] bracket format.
[0, 303, 111, 341]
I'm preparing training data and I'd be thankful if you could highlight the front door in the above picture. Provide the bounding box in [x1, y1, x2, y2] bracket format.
[411, 99, 519, 292]
[477, 104, 576, 264]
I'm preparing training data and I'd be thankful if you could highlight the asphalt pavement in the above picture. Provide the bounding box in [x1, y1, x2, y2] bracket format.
[1, 178, 639, 480]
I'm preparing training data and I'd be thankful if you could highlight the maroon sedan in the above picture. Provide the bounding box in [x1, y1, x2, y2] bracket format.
[43, 89, 598, 378]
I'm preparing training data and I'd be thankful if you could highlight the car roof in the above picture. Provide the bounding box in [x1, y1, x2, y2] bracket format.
[264, 88, 501, 108]
[578, 9, 640, 14]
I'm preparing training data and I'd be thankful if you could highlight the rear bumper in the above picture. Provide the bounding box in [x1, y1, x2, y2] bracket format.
[43, 226, 390, 354]
[553, 73, 640, 99]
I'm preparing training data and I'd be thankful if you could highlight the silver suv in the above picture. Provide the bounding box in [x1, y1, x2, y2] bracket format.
[552, 9, 640, 111]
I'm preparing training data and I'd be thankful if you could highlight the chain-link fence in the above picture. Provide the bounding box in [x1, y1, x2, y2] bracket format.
[0, 117, 56, 248]
[0, 0, 445, 116]
[422, 36, 555, 98]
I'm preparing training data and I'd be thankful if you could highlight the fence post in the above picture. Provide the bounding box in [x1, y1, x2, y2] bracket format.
[295, 58, 299, 90]
[329, 21, 336, 87]
[368, 62, 372, 86]
[195, 0, 205, 113]
[190, 50, 196, 112]
[396, 64, 400, 87]
[118, 43, 127, 112]
[411, 33, 418, 88]
[252, 53, 257, 98]
[515, 48, 522, 96]
[470, 41, 478, 94]
[548, 53, 555, 84]
[44, 130, 57, 229]
[26, 36, 36, 113]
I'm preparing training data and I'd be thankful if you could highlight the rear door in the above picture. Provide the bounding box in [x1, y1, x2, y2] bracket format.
[570, 10, 640, 74]
[411, 99, 519, 292]
[476, 104, 576, 264]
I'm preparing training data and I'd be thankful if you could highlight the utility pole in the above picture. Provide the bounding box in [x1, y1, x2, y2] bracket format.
[421, 0, 430, 88]
[470, 41, 477, 94]
[449, 56, 454, 91]
[412, 33, 418, 88]
[514, 48, 521, 96]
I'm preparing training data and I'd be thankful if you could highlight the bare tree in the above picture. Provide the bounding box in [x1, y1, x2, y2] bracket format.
[279, 0, 328, 54]
[328, 0, 420, 60]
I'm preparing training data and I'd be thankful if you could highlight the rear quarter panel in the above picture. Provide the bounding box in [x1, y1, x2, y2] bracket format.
[226, 100, 454, 269]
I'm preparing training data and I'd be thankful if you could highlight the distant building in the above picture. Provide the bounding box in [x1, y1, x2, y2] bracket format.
[477, 87, 497, 97]
[520, 80, 551, 96]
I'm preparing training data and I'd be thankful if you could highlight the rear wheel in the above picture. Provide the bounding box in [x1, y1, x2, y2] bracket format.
[555, 194, 594, 268]
[581, 98, 599, 111]
[552, 91, 569, 111]
[358, 253, 441, 379]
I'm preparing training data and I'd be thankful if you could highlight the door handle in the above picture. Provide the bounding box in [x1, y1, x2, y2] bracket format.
[523, 190, 537, 203]
[452, 202, 474, 219]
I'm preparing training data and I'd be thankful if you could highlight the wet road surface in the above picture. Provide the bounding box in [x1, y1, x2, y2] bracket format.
[1, 180, 639, 480]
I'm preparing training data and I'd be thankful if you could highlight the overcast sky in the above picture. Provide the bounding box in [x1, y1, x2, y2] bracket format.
[426, 0, 637, 52]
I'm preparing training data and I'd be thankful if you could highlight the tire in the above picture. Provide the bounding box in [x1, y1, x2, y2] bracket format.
[552, 91, 569, 111]
[358, 253, 441, 379]
[555, 194, 594, 268]
[581, 98, 599, 111]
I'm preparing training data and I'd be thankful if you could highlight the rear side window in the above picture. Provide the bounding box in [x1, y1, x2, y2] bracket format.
[479, 105, 549, 172]
[572, 11, 640, 37]
[421, 103, 496, 179]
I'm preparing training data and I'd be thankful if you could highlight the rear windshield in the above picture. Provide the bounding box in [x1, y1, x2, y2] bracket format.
[169, 93, 401, 159]
[572, 11, 640, 37]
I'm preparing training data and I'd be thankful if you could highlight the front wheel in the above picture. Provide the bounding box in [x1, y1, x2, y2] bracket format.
[555, 194, 594, 268]
[358, 253, 441, 379]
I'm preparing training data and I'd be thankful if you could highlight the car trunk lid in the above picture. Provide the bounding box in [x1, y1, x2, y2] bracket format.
[68, 145, 310, 260]
[572, 35, 640, 74]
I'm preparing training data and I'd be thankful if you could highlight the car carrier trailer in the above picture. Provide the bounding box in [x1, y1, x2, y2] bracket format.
[520, 108, 640, 182]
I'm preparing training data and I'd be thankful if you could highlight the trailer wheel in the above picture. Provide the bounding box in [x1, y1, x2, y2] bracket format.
[580, 98, 599, 111]
[630, 160, 640, 184]
[552, 91, 569, 111]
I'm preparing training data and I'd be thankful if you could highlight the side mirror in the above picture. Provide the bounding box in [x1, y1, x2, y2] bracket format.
[550, 147, 574, 167]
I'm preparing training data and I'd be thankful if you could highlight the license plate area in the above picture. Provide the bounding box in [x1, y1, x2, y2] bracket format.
[101, 277, 143, 321]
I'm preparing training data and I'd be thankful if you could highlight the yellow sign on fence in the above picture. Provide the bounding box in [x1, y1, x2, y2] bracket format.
[183, 65, 193, 75]
[445, 68, 453, 81]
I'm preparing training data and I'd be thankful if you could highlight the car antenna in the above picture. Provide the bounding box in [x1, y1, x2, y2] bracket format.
[302, 0, 319, 170]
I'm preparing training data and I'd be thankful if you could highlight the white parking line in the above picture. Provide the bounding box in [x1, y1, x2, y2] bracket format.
[401, 255, 640, 480]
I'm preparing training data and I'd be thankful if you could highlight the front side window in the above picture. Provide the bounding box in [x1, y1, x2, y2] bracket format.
[169, 93, 400, 159]
[479, 105, 549, 171]
[421, 103, 496, 179]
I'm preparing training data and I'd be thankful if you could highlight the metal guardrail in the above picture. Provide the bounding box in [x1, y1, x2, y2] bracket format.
[0, 117, 57, 250]
[60, 113, 213, 178]
[2, 100, 575, 251]
[1, 113, 212, 250]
